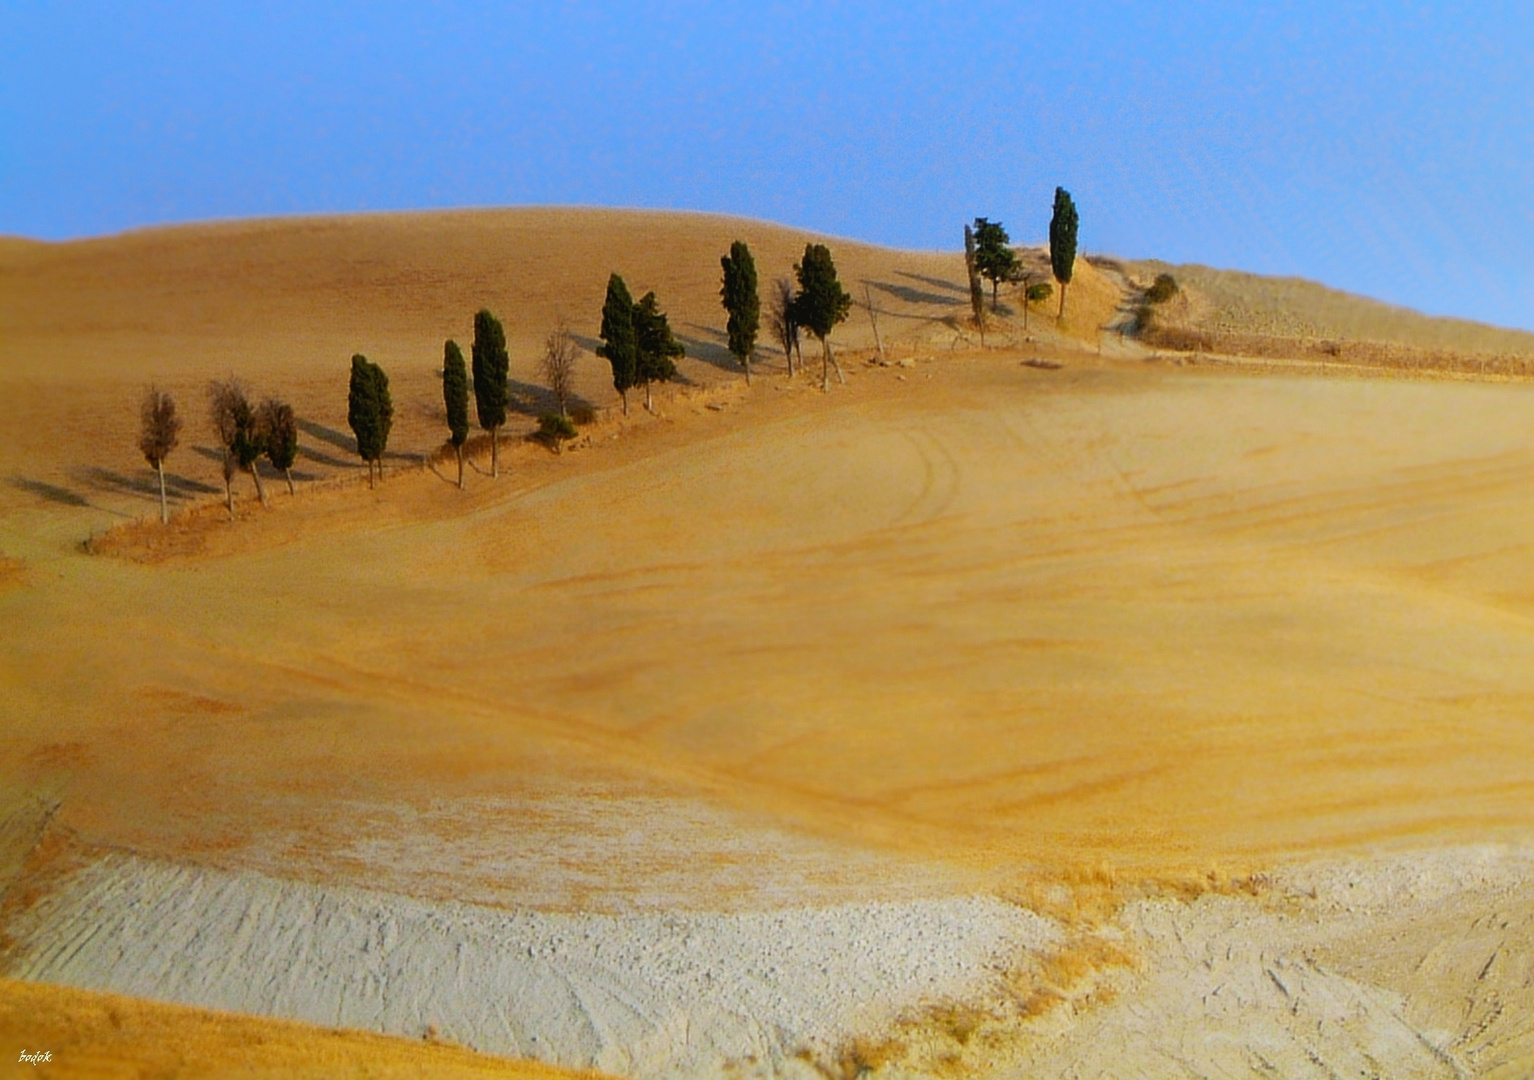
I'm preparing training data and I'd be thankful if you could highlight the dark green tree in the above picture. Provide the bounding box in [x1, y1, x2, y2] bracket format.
[259, 398, 299, 496]
[472, 309, 510, 477]
[231, 393, 268, 508]
[209, 379, 265, 515]
[442, 339, 471, 489]
[599, 273, 638, 415]
[632, 291, 684, 413]
[973, 218, 1018, 311]
[963, 224, 985, 344]
[1050, 187, 1079, 319]
[138, 386, 181, 525]
[719, 240, 760, 385]
[348, 354, 392, 488]
[794, 244, 853, 392]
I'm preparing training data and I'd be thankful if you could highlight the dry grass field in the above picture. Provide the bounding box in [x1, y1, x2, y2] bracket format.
[2, 209, 1533, 1077]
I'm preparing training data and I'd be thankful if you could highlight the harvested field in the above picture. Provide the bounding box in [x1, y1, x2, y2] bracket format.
[3, 209, 1534, 1076]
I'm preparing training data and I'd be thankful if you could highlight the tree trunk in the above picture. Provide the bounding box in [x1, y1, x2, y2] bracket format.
[744, 353, 751, 386]
[822, 336, 831, 392]
[250, 464, 267, 508]
[367, 459, 375, 489]
[992, 278, 1000, 311]
[156, 461, 168, 524]
[644, 382, 653, 413]
[491, 428, 499, 478]
[284, 468, 294, 496]
[455, 444, 464, 490]
[829, 338, 845, 385]
[1058, 280, 1068, 320]
[223, 458, 234, 520]
[865, 284, 884, 363]
[621, 390, 629, 416]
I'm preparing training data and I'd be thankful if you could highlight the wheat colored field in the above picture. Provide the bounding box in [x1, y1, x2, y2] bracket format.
[2, 210, 1533, 1077]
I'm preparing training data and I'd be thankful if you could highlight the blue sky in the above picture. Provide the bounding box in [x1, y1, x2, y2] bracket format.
[2, 2, 1531, 329]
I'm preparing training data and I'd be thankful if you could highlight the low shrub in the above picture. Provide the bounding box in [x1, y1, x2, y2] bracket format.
[537, 412, 577, 452]
[1026, 282, 1053, 303]
[1145, 273, 1179, 304]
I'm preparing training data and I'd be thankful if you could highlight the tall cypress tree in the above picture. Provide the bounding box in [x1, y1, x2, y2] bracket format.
[632, 291, 684, 413]
[349, 355, 379, 487]
[720, 240, 760, 385]
[599, 273, 638, 415]
[443, 339, 471, 490]
[963, 224, 985, 344]
[1050, 187, 1079, 319]
[794, 244, 853, 393]
[471, 310, 510, 477]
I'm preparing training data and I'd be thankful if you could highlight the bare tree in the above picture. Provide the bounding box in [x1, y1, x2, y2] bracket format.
[208, 379, 266, 515]
[768, 277, 801, 377]
[138, 386, 181, 524]
[863, 283, 885, 363]
[540, 321, 579, 418]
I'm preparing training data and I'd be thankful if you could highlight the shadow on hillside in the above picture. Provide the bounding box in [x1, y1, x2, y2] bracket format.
[296, 419, 355, 453]
[870, 280, 963, 308]
[895, 270, 966, 295]
[7, 475, 90, 508]
[678, 325, 743, 376]
[69, 466, 221, 505]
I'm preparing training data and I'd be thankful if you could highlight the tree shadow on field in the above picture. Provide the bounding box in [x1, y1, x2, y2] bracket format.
[7, 475, 90, 507]
[70, 466, 220, 505]
[296, 418, 356, 454]
[678, 324, 744, 376]
[895, 270, 967, 295]
[870, 280, 963, 308]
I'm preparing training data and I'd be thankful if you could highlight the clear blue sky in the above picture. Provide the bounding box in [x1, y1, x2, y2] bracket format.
[2, 2, 1530, 329]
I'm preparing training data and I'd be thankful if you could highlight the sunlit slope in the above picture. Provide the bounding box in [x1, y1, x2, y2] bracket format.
[6, 360, 1534, 899]
[1128, 258, 1534, 353]
[0, 209, 1120, 524]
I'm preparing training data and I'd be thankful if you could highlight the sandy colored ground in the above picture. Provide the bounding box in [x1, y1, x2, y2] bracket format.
[0, 976, 613, 1080]
[3, 209, 1534, 1076]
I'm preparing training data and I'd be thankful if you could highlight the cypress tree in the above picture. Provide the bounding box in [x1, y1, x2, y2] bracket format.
[794, 244, 853, 392]
[963, 224, 985, 344]
[973, 218, 1018, 311]
[348, 354, 382, 488]
[599, 273, 638, 415]
[632, 291, 684, 413]
[471, 310, 510, 477]
[720, 240, 760, 385]
[443, 339, 471, 490]
[138, 386, 181, 524]
[259, 398, 299, 495]
[373, 360, 393, 481]
[209, 379, 260, 516]
[1050, 187, 1079, 319]
[230, 392, 268, 507]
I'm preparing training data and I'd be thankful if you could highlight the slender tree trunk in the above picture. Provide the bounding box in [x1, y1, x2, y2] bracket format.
[455, 444, 464, 490]
[744, 352, 751, 386]
[992, 279, 1000, 312]
[621, 390, 629, 416]
[865, 284, 884, 363]
[829, 338, 845, 385]
[822, 336, 831, 392]
[156, 461, 168, 524]
[284, 468, 294, 496]
[223, 455, 234, 520]
[645, 381, 653, 413]
[1058, 280, 1068, 320]
[491, 428, 499, 478]
[249, 464, 267, 507]
[368, 459, 375, 489]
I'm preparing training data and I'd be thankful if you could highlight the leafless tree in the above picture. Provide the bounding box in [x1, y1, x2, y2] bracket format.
[138, 386, 181, 524]
[863, 283, 885, 363]
[768, 277, 801, 377]
[540, 321, 579, 418]
[208, 378, 266, 516]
